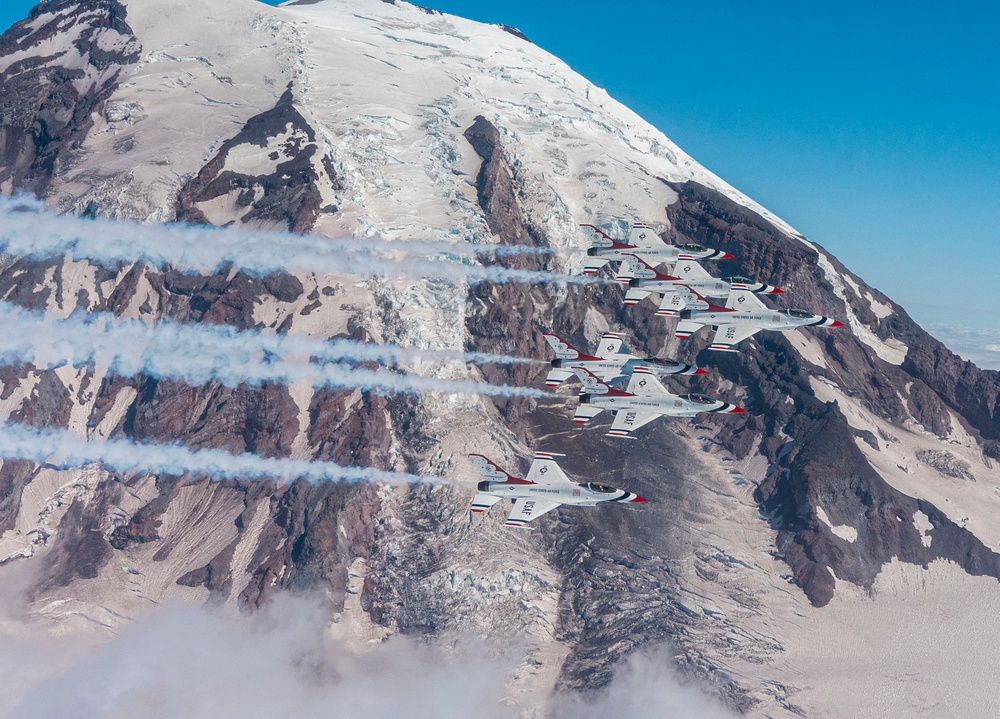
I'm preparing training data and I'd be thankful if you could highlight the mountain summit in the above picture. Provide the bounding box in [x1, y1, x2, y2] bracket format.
[2, 1, 999, 716]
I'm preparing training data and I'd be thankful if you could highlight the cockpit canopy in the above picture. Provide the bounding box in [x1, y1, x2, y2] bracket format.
[679, 393, 717, 405]
[781, 309, 816, 319]
[580, 482, 618, 494]
[722, 275, 753, 284]
[676, 243, 707, 252]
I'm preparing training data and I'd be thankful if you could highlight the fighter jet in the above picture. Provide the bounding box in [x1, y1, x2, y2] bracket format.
[543, 331, 704, 387]
[674, 288, 844, 351]
[620, 255, 782, 316]
[572, 367, 745, 438]
[469, 452, 646, 527]
[580, 222, 732, 276]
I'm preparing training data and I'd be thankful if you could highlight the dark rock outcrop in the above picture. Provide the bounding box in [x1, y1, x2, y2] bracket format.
[664, 180, 1000, 605]
[0, 0, 141, 193]
[176, 85, 334, 234]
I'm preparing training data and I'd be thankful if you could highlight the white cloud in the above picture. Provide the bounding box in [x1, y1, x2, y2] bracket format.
[0, 582, 737, 719]
[552, 648, 737, 719]
[3, 594, 516, 719]
[925, 324, 1000, 371]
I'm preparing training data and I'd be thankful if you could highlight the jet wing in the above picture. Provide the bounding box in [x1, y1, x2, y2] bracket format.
[624, 287, 653, 306]
[656, 289, 686, 316]
[525, 453, 572, 483]
[607, 409, 660, 437]
[582, 256, 609, 275]
[709, 323, 760, 351]
[505, 498, 561, 527]
[545, 368, 577, 387]
[470, 492, 501, 516]
[675, 319, 704, 339]
[573, 403, 604, 424]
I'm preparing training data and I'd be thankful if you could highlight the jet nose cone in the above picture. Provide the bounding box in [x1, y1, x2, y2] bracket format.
[830, 319, 845, 327]
[770, 287, 784, 294]
[629, 494, 648, 503]
[694, 367, 709, 375]
[720, 252, 734, 259]
[730, 405, 747, 414]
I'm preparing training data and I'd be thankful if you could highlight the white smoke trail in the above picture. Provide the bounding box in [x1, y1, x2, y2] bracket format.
[0, 419, 443, 485]
[312, 338, 542, 366]
[0, 195, 596, 285]
[0, 304, 550, 398]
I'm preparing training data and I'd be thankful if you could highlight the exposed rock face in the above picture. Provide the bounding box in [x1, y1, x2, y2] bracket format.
[2, 2, 1000, 717]
[664, 180, 1000, 606]
[176, 85, 336, 234]
[0, 0, 141, 193]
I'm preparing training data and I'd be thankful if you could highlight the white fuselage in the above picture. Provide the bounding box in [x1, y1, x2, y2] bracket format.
[686, 308, 828, 331]
[552, 356, 693, 380]
[636, 276, 731, 297]
[581, 392, 729, 417]
[635, 277, 773, 298]
[591, 245, 716, 264]
[480, 481, 638, 506]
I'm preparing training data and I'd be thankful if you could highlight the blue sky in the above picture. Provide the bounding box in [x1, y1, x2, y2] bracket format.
[3, 0, 998, 363]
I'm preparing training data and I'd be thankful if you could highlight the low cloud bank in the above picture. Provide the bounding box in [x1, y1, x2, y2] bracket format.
[0, 587, 737, 719]
[926, 323, 1000, 370]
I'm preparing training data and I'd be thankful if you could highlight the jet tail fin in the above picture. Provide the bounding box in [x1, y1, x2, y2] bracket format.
[673, 260, 710, 280]
[580, 224, 614, 247]
[570, 367, 612, 394]
[469, 454, 520, 483]
[543, 333, 582, 359]
[628, 223, 664, 248]
[680, 285, 729, 312]
[726, 289, 767, 311]
[597, 333, 630, 356]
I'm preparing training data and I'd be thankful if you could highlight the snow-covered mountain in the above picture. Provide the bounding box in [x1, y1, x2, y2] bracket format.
[2, 0, 1000, 716]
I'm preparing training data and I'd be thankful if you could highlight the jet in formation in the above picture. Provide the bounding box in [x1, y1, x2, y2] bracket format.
[469, 452, 646, 526]
[580, 222, 732, 276]
[572, 366, 745, 438]
[675, 289, 845, 351]
[620, 255, 782, 316]
[543, 331, 704, 387]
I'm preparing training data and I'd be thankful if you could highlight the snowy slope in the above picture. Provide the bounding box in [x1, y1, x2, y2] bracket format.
[1, 1, 1000, 717]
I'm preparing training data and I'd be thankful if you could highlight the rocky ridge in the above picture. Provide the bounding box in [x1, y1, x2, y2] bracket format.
[1, 1, 999, 716]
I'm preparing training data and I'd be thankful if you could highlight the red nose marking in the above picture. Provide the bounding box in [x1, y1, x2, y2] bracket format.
[630, 495, 648, 503]
[721, 252, 734, 259]
[730, 406, 747, 413]
[771, 287, 784, 294]
[694, 367, 708, 375]
[830, 320, 845, 327]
